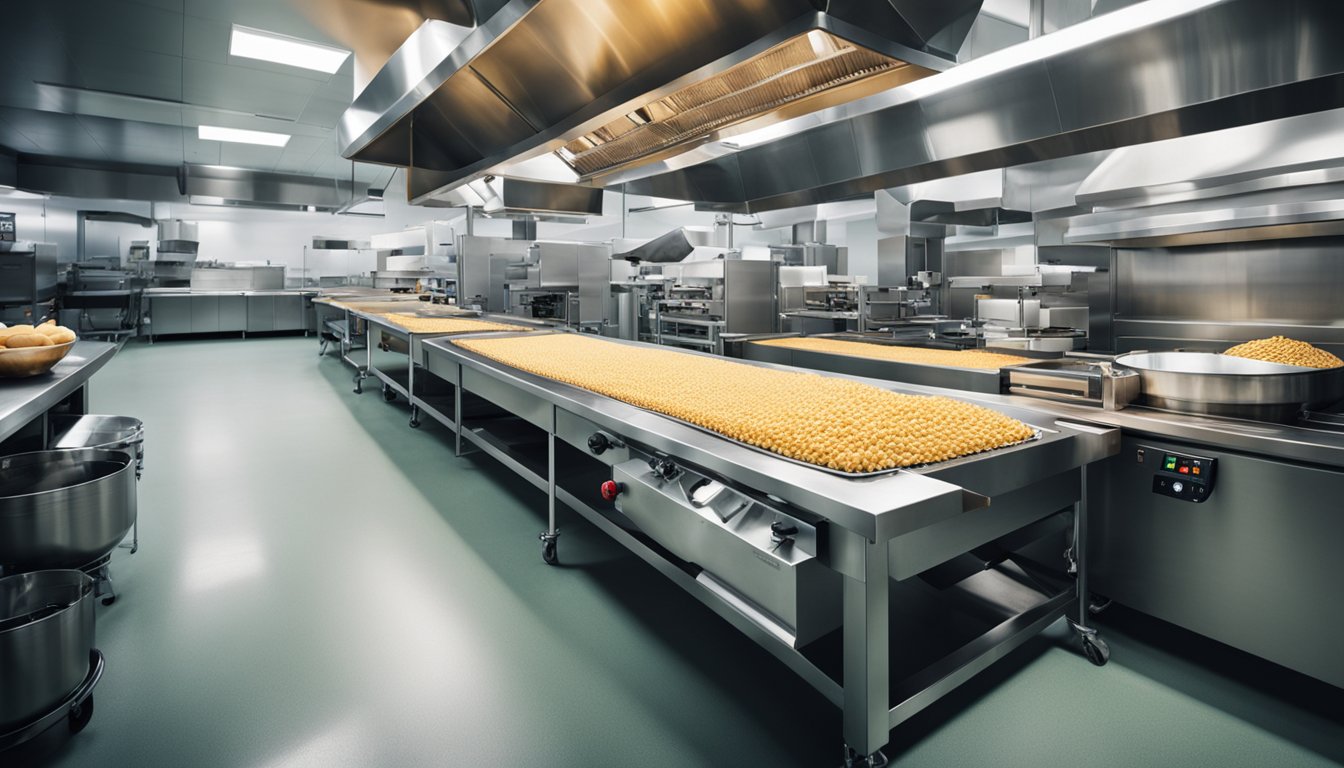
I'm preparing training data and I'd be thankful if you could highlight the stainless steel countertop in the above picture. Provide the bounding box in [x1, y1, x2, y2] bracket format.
[0, 341, 117, 442]
[144, 288, 319, 297]
[1004, 395, 1344, 469]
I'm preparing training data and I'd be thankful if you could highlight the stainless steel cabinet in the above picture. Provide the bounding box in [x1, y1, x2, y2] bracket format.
[275, 294, 305, 331]
[152, 292, 311, 336]
[247, 295, 276, 332]
[149, 295, 192, 335]
[219, 295, 246, 332]
[190, 296, 219, 332]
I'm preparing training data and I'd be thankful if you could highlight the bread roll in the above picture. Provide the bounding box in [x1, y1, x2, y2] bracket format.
[6, 333, 54, 348]
[48, 328, 77, 344]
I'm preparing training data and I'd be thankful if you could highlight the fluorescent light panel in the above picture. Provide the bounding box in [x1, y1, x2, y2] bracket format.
[230, 25, 350, 74]
[198, 124, 291, 147]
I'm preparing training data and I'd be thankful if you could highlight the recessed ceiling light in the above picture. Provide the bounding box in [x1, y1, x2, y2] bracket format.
[198, 125, 291, 147]
[230, 25, 350, 74]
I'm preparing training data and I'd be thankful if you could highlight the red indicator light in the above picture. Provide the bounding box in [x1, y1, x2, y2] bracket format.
[1178, 466, 1190, 474]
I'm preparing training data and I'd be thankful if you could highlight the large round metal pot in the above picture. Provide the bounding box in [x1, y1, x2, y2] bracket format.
[50, 415, 145, 475]
[0, 570, 95, 732]
[1115, 352, 1344, 422]
[0, 449, 136, 571]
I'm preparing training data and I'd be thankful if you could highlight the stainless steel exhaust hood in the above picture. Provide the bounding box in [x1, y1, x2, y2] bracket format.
[339, 0, 980, 203]
[1064, 108, 1344, 247]
[621, 0, 1344, 212]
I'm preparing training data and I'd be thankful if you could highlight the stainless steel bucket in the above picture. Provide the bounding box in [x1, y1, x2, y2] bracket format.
[0, 449, 137, 572]
[0, 570, 96, 732]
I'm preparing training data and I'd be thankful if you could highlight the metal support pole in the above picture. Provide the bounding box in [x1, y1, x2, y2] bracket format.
[1075, 469, 1089, 626]
[454, 366, 464, 456]
[407, 334, 420, 427]
[1029, 0, 1045, 39]
[539, 404, 561, 564]
[842, 534, 891, 761]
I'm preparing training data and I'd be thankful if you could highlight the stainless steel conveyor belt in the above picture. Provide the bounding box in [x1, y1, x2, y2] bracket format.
[400, 331, 1121, 763]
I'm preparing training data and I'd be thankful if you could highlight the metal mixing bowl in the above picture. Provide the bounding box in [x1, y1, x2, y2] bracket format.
[0, 449, 137, 571]
[0, 340, 76, 378]
[1115, 351, 1344, 422]
[0, 569, 95, 732]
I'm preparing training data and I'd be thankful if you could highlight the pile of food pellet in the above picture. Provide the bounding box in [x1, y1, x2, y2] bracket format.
[754, 336, 1032, 370]
[376, 314, 527, 334]
[1223, 336, 1343, 369]
[457, 334, 1035, 472]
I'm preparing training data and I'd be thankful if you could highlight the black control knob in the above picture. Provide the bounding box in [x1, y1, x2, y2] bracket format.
[587, 433, 611, 455]
[770, 522, 799, 538]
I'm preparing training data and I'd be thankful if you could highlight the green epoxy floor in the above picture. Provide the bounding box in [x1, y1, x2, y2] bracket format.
[14, 336, 1344, 767]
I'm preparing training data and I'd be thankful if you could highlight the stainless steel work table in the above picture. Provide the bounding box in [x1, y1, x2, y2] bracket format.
[342, 306, 548, 427]
[0, 340, 117, 446]
[420, 332, 1120, 762]
[311, 295, 431, 366]
[738, 334, 1042, 395]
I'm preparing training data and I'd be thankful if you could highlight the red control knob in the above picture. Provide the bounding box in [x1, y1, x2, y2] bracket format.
[600, 480, 623, 502]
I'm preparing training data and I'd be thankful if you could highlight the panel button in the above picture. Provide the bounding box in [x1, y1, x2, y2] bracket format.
[1172, 481, 1184, 494]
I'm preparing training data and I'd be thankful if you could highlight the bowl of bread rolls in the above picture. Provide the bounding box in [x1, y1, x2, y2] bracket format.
[0, 320, 78, 377]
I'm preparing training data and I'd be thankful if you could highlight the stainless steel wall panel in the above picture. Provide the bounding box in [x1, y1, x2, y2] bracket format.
[1115, 239, 1344, 325]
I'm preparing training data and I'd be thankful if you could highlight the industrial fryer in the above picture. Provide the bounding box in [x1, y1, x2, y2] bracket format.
[419, 331, 1120, 764]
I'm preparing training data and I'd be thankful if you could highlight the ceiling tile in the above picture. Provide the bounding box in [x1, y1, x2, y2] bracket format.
[182, 134, 221, 165]
[296, 95, 348, 128]
[67, 0, 184, 57]
[182, 15, 231, 65]
[131, 0, 186, 13]
[185, 0, 341, 44]
[72, 45, 183, 102]
[182, 58, 319, 120]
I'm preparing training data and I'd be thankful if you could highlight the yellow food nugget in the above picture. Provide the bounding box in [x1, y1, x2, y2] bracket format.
[457, 334, 1035, 472]
[1223, 336, 1342, 369]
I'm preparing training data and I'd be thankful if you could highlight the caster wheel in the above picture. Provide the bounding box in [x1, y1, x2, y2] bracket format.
[353, 385, 363, 394]
[541, 540, 558, 565]
[409, 418, 421, 429]
[101, 595, 116, 607]
[1089, 597, 1113, 615]
[68, 695, 94, 733]
[1082, 635, 1110, 666]
[382, 386, 397, 402]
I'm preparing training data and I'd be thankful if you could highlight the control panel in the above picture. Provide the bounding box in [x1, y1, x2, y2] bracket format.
[1149, 448, 1217, 503]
